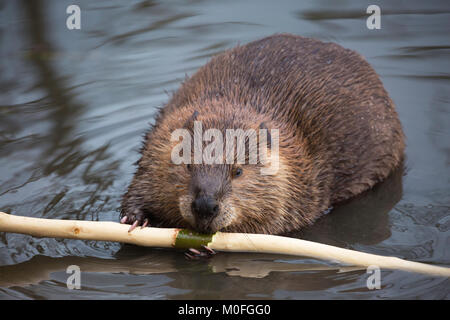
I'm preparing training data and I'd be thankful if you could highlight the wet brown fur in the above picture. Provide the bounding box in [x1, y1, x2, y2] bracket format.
[121, 34, 405, 235]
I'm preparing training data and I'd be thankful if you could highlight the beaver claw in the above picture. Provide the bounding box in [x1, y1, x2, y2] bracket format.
[120, 209, 149, 232]
[184, 246, 216, 260]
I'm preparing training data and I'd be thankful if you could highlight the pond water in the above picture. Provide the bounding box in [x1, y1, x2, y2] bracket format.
[0, 0, 449, 299]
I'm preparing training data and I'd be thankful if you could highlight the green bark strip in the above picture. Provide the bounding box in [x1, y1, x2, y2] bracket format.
[174, 229, 214, 249]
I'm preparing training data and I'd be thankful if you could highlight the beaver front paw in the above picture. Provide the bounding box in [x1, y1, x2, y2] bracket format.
[120, 208, 150, 232]
[184, 246, 216, 260]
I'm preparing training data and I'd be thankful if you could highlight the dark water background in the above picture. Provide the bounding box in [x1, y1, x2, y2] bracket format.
[0, 0, 449, 299]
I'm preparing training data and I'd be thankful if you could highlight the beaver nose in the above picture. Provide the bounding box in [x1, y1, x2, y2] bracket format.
[192, 196, 219, 218]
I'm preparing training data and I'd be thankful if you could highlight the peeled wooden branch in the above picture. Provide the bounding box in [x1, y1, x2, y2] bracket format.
[0, 211, 449, 277]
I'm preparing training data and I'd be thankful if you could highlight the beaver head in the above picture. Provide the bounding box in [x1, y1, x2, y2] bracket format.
[122, 99, 326, 234]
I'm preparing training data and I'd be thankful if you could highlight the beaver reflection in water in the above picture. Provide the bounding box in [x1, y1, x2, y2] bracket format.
[120, 34, 405, 238]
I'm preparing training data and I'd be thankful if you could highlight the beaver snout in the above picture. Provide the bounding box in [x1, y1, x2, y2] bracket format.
[191, 195, 219, 219]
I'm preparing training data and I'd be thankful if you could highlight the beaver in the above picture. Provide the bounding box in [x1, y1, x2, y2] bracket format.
[120, 33, 405, 236]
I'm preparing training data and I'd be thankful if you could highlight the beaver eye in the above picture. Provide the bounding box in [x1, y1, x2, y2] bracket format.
[186, 164, 192, 171]
[234, 167, 243, 178]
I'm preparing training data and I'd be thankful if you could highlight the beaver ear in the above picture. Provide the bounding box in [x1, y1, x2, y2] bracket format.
[259, 122, 271, 149]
